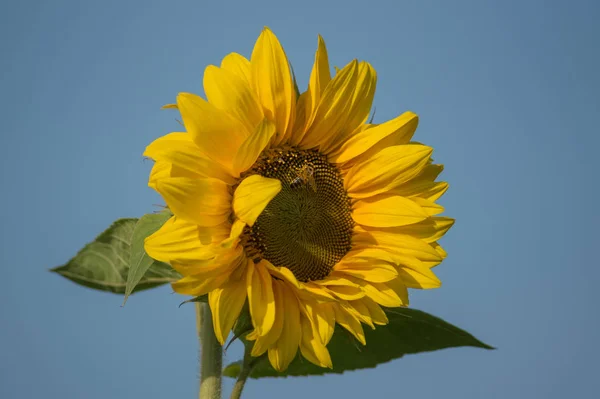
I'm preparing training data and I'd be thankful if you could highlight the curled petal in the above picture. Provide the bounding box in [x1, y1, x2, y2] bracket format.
[233, 175, 282, 226]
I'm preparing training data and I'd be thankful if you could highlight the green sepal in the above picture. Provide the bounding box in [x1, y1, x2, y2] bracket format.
[178, 295, 208, 308]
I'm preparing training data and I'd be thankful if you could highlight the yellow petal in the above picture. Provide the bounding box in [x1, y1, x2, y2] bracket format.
[314, 273, 360, 287]
[297, 281, 337, 302]
[398, 267, 442, 289]
[211, 219, 246, 252]
[330, 111, 418, 164]
[247, 260, 275, 336]
[168, 258, 221, 277]
[144, 132, 235, 184]
[313, 274, 365, 300]
[268, 281, 301, 371]
[220, 53, 251, 84]
[307, 35, 331, 115]
[432, 242, 447, 259]
[347, 299, 374, 329]
[402, 163, 444, 184]
[383, 277, 410, 304]
[251, 27, 296, 145]
[392, 180, 449, 202]
[173, 246, 245, 277]
[161, 103, 178, 109]
[198, 224, 232, 246]
[361, 297, 389, 325]
[209, 276, 248, 344]
[301, 300, 335, 345]
[334, 262, 398, 283]
[366, 217, 455, 244]
[264, 264, 302, 290]
[148, 160, 204, 189]
[352, 194, 429, 227]
[171, 272, 231, 297]
[149, 161, 172, 189]
[326, 284, 365, 301]
[204, 65, 263, 136]
[320, 61, 377, 153]
[154, 177, 230, 226]
[300, 60, 359, 149]
[290, 92, 310, 145]
[233, 175, 282, 226]
[250, 279, 284, 357]
[144, 216, 216, 264]
[299, 312, 332, 368]
[345, 144, 433, 198]
[353, 228, 442, 260]
[415, 242, 447, 269]
[341, 247, 396, 263]
[354, 229, 443, 279]
[332, 302, 365, 345]
[358, 279, 406, 307]
[232, 119, 276, 175]
[344, 62, 376, 128]
[398, 257, 443, 285]
[411, 197, 445, 216]
[267, 265, 332, 303]
[154, 177, 231, 226]
[292, 35, 331, 142]
[177, 92, 247, 171]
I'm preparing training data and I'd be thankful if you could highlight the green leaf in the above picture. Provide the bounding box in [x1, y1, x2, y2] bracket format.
[51, 218, 181, 295]
[225, 307, 493, 378]
[222, 361, 242, 378]
[123, 212, 173, 304]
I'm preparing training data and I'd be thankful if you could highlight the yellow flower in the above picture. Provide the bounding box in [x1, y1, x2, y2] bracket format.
[144, 27, 453, 372]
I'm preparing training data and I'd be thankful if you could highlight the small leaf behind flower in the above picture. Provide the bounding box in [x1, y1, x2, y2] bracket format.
[225, 307, 493, 378]
[124, 212, 174, 304]
[223, 361, 243, 378]
[51, 217, 180, 296]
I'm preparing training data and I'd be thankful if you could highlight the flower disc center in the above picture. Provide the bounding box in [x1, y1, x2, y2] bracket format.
[242, 147, 354, 282]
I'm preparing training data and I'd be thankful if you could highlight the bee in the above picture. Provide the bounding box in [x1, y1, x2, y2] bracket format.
[290, 163, 317, 192]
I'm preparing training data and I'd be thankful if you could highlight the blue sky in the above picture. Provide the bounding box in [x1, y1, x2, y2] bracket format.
[1, 0, 599, 398]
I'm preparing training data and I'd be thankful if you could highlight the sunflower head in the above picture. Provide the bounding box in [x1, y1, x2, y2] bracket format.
[144, 27, 453, 372]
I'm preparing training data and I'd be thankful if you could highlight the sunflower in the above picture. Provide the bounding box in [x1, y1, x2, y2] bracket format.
[144, 27, 453, 371]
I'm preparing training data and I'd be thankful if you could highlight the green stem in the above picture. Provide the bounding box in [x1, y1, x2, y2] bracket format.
[229, 353, 254, 399]
[196, 302, 222, 399]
